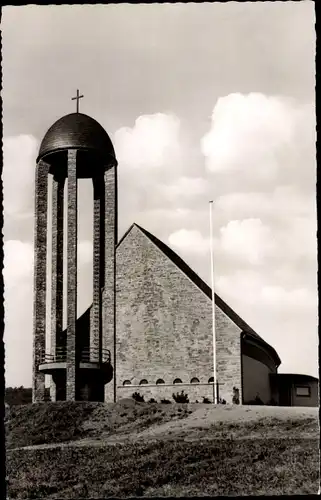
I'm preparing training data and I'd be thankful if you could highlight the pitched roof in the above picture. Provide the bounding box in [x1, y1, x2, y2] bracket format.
[117, 223, 281, 367]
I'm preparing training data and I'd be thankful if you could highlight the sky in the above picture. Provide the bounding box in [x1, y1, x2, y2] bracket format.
[2, 2, 317, 388]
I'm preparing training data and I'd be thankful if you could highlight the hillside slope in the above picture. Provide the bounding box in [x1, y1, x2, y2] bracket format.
[6, 401, 320, 498]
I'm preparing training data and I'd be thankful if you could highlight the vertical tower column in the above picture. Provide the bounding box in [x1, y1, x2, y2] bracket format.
[90, 176, 104, 363]
[66, 150, 78, 401]
[102, 163, 117, 403]
[50, 174, 65, 401]
[32, 160, 49, 403]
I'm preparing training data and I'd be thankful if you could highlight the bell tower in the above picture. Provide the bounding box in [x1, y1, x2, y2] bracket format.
[32, 105, 117, 403]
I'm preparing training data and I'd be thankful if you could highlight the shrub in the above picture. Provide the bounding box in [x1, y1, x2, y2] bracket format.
[132, 392, 145, 403]
[5, 387, 51, 406]
[202, 397, 212, 404]
[254, 394, 264, 405]
[232, 387, 240, 405]
[148, 398, 157, 403]
[172, 391, 189, 403]
[248, 394, 264, 405]
[160, 399, 172, 404]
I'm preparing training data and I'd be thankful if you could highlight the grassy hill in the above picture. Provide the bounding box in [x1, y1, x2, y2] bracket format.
[6, 400, 320, 498]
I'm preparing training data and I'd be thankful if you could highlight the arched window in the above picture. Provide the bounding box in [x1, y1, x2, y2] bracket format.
[139, 379, 148, 385]
[173, 378, 182, 384]
[208, 377, 214, 384]
[191, 377, 200, 384]
[123, 380, 131, 386]
[156, 379, 165, 385]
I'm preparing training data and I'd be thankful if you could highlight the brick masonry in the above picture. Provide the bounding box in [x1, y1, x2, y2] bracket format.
[102, 164, 117, 403]
[115, 225, 242, 404]
[32, 160, 49, 403]
[66, 150, 77, 401]
[50, 175, 65, 402]
[117, 384, 216, 403]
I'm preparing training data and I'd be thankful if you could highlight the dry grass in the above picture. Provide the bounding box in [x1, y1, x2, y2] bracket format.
[6, 401, 320, 498]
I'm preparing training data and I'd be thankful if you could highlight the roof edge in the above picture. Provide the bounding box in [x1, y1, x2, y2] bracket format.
[116, 223, 137, 248]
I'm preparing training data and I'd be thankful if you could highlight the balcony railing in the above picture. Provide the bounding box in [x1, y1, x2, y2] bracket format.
[40, 346, 111, 364]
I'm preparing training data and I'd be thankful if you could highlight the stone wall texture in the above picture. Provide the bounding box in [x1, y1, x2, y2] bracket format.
[102, 165, 117, 403]
[115, 225, 242, 404]
[32, 160, 49, 403]
[66, 150, 77, 401]
[117, 384, 215, 403]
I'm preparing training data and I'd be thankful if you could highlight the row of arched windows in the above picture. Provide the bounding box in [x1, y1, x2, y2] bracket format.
[123, 377, 215, 386]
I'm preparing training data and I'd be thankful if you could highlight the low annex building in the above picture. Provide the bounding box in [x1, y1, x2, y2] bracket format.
[33, 108, 318, 407]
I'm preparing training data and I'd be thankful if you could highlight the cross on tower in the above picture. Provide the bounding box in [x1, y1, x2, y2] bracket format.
[71, 89, 84, 113]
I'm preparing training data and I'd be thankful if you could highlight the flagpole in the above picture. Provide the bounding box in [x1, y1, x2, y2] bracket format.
[209, 200, 218, 404]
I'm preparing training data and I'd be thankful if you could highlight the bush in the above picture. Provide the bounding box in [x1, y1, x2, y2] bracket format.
[232, 387, 240, 405]
[254, 394, 264, 405]
[202, 397, 212, 404]
[248, 394, 264, 405]
[172, 391, 189, 403]
[5, 387, 51, 406]
[160, 399, 172, 404]
[148, 398, 157, 403]
[132, 392, 145, 403]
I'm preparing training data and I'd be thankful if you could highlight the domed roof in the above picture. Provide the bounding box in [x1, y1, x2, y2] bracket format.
[37, 113, 116, 162]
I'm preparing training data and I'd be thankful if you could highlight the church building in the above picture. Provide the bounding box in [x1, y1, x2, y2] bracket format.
[32, 105, 318, 407]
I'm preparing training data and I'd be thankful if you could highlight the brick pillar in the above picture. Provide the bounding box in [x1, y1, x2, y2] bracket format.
[102, 164, 117, 403]
[50, 174, 65, 402]
[32, 160, 49, 403]
[90, 176, 104, 363]
[66, 150, 77, 401]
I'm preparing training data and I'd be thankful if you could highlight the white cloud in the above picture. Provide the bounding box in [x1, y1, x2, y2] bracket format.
[280, 216, 317, 261]
[216, 270, 263, 306]
[168, 229, 210, 256]
[3, 135, 38, 218]
[175, 208, 192, 217]
[161, 176, 207, 201]
[3, 240, 34, 287]
[261, 285, 317, 310]
[114, 113, 181, 169]
[201, 93, 296, 178]
[4, 240, 34, 387]
[216, 185, 315, 221]
[216, 270, 317, 315]
[219, 218, 275, 265]
[215, 269, 318, 380]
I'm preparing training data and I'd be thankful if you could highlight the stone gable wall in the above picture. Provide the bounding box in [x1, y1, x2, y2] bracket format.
[115, 225, 242, 404]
